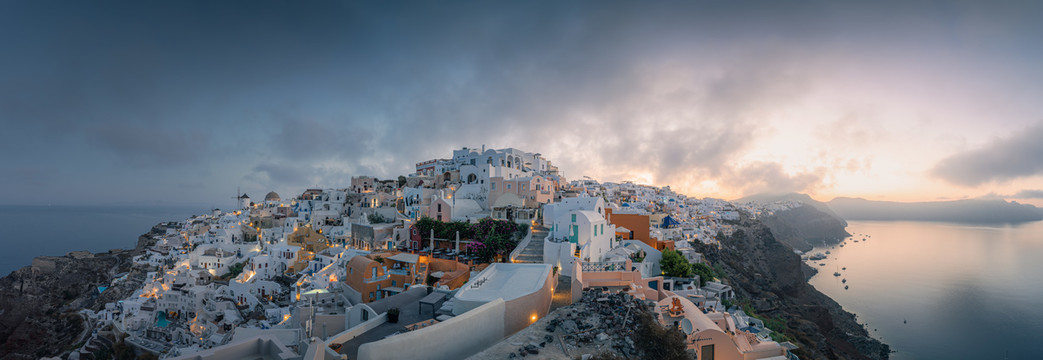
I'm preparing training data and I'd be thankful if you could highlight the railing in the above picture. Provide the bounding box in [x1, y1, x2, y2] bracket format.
[387, 269, 410, 276]
[547, 235, 569, 244]
[582, 261, 627, 272]
[364, 274, 389, 283]
[508, 226, 534, 262]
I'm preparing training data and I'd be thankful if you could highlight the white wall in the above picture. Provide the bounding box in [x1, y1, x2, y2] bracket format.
[357, 299, 506, 360]
[543, 236, 576, 271]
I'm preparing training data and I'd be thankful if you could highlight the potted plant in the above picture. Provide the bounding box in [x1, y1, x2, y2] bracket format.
[387, 307, 400, 323]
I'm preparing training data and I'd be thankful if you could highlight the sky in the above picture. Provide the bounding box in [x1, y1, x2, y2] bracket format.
[2, 0, 1043, 207]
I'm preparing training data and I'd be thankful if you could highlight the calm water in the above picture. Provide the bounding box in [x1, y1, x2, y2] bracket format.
[0, 205, 205, 275]
[808, 220, 1043, 360]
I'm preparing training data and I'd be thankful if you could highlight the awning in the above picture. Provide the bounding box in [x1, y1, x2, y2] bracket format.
[387, 253, 420, 264]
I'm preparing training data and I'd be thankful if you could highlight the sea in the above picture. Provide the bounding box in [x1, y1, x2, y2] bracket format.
[0, 205, 207, 276]
[807, 220, 1043, 359]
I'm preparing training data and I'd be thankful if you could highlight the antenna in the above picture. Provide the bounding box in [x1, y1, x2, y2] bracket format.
[681, 318, 694, 334]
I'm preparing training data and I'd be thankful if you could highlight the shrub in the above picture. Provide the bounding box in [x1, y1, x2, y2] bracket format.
[659, 250, 691, 278]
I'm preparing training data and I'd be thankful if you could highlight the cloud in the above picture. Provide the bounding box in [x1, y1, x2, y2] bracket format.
[931, 124, 1043, 186]
[1010, 189, 1043, 199]
[86, 124, 210, 166]
[727, 162, 825, 196]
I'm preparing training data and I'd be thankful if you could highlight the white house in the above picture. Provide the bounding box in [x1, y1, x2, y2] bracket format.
[550, 210, 614, 262]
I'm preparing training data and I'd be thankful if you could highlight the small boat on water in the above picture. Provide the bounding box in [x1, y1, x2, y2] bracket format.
[842, 278, 847, 283]
[826, 251, 831, 254]
[845, 285, 849, 290]
[842, 267, 846, 270]
[819, 263, 826, 266]
[833, 272, 841, 276]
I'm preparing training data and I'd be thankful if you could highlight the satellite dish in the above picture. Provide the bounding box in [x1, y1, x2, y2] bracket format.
[681, 318, 694, 335]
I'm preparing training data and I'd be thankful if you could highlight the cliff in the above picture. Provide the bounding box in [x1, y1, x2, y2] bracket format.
[760, 204, 850, 252]
[0, 232, 156, 359]
[695, 214, 890, 360]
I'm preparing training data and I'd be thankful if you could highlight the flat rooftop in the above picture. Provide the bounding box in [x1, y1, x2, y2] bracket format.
[455, 263, 551, 302]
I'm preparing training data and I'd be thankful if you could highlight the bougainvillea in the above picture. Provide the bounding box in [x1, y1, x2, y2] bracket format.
[416, 216, 526, 263]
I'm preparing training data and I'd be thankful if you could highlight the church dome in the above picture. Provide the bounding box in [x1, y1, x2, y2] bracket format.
[264, 191, 281, 201]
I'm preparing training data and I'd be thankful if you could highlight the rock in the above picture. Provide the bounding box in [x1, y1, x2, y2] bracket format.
[560, 319, 579, 333]
[596, 333, 610, 341]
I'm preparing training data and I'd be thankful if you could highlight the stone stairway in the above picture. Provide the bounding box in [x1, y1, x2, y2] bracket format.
[514, 227, 547, 263]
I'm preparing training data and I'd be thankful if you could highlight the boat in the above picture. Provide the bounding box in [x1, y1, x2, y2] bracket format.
[842, 267, 846, 270]
[826, 251, 831, 254]
[842, 278, 846, 283]
[845, 285, 849, 290]
[833, 272, 841, 277]
[819, 263, 825, 266]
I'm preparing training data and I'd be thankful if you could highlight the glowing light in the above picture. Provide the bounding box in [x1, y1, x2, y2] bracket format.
[530, 314, 538, 323]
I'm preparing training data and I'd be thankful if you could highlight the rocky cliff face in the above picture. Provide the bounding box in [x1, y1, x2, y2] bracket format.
[760, 204, 850, 252]
[696, 215, 889, 360]
[0, 233, 155, 359]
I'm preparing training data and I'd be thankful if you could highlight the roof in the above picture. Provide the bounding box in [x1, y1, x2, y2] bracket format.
[454, 263, 551, 303]
[387, 253, 420, 264]
[240, 193, 250, 198]
[264, 191, 280, 201]
[346, 255, 377, 275]
[661, 216, 681, 228]
[657, 295, 721, 336]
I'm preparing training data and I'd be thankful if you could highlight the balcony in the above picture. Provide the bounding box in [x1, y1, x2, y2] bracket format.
[388, 269, 410, 276]
[364, 274, 389, 283]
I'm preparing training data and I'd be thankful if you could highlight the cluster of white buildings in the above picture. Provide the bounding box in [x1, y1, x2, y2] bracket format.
[70, 146, 796, 360]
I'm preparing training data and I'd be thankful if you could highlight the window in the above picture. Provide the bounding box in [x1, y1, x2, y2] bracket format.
[491, 182, 496, 191]
[391, 280, 396, 287]
[372, 267, 377, 278]
[571, 214, 576, 222]
[362, 311, 369, 321]
[507, 184, 511, 190]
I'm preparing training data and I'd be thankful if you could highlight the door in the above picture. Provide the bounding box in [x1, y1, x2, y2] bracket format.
[700, 344, 714, 360]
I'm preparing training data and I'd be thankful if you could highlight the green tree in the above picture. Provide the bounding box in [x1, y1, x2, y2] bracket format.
[397, 175, 407, 188]
[691, 262, 716, 287]
[659, 249, 691, 278]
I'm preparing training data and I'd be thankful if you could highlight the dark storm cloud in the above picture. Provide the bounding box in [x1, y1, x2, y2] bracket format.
[86, 124, 210, 165]
[2, 0, 1042, 204]
[931, 124, 1043, 186]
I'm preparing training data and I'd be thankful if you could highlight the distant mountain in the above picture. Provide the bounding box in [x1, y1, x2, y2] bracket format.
[827, 197, 1043, 223]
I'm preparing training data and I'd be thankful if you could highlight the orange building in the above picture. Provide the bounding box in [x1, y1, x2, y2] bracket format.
[344, 252, 471, 303]
[605, 209, 667, 250]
